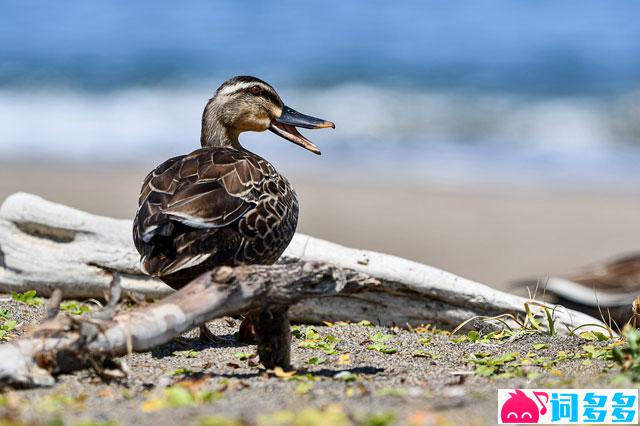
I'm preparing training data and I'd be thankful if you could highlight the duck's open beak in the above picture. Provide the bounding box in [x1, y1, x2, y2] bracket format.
[269, 105, 335, 155]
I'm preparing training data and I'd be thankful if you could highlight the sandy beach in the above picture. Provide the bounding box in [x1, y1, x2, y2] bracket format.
[1, 162, 638, 291]
[0, 295, 622, 426]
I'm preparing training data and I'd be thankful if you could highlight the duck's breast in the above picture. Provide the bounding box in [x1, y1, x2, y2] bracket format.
[236, 156, 299, 265]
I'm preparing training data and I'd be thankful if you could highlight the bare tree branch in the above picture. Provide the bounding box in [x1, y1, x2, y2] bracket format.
[0, 262, 375, 387]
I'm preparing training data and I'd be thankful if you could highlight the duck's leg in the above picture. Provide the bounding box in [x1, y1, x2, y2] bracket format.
[238, 313, 256, 343]
[252, 306, 291, 370]
[198, 323, 221, 342]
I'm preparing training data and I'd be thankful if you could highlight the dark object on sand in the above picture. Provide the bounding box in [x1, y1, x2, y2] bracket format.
[133, 76, 334, 366]
[512, 253, 640, 327]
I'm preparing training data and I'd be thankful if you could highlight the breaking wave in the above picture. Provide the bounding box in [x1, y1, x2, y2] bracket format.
[1, 84, 639, 187]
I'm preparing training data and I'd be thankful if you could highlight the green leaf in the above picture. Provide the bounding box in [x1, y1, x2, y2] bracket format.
[200, 390, 223, 403]
[324, 335, 339, 343]
[171, 367, 194, 376]
[524, 302, 542, 331]
[291, 325, 303, 339]
[543, 306, 556, 336]
[60, 301, 91, 316]
[580, 331, 610, 341]
[371, 332, 391, 343]
[467, 330, 480, 343]
[298, 333, 340, 355]
[306, 356, 325, 366]
[366, 343, 397, 354]
[166, 387, 196, 407]
[582, 345, 607, 360]
[366, 332, 396, 354]
[173, 349, 199, 358]
[474, 365, 497, 377]
[364, 412, 396, 426]
[11, 290, 42, 306]
[305, 326, 321, 340]
[417, 337, 432, 346]
[233, 352, 254, 361]
[412, 350, 441, 359]
[0, 318, 17, 341]
[1, 320, 17, 332]
[533, 343, 549, 350]
[494, 352, 519, 364]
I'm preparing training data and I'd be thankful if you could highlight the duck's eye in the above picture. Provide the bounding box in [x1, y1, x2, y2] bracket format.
[250, 85, 263, 95]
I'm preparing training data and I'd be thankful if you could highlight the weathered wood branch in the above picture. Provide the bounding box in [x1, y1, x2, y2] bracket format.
[0, 262, 375, 387]
[0, 192, 609, 333]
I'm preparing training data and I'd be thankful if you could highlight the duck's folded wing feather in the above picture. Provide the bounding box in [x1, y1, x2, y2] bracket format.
[511, 253, 640, 309]
[137, 150, 267, 233]
[134, 149, 273, 277]
[162, 181, 253, 229]
[566, 253, 640, 292]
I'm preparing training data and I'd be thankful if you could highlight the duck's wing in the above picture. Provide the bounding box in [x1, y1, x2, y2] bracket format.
[511, 253, 640, 325]
[566, 254, 640, 292]
[134, 148, 275, 278]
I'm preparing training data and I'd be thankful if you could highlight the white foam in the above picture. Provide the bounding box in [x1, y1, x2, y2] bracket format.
[1, 84, 639, 186]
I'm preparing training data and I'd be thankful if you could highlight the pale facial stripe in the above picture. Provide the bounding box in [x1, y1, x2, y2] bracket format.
[217, 81, 272, 97]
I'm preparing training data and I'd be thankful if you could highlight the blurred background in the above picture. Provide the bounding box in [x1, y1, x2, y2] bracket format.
[1, 0, 639, 290]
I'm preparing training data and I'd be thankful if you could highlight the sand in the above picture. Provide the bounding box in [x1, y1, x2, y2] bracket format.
[1, 162, 639, 290]
[0, 296, 624, 426]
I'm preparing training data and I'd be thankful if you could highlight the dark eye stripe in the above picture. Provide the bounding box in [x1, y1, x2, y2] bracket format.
[258, 89, 282, 107]
[225, 86, 282, 107]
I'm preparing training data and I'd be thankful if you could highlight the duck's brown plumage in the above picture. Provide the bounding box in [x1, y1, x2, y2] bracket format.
[513, 253, 640, 326]
[133, 75, 333, 299]
[133, 147, 298, 288]
[564, 254, 640, 291]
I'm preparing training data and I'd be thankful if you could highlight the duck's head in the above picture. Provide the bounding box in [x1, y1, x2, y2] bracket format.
[201, 76, 334, 155]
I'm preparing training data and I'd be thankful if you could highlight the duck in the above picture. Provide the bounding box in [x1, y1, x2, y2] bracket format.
[511, 253, 640, 328]
[133, 76, 334, 340]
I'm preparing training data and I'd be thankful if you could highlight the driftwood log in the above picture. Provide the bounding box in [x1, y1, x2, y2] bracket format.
[0, 262, 374, 387]
[0, 192, 607, 333]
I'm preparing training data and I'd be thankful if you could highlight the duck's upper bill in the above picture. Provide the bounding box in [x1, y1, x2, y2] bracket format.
[269, 105, 335, 155]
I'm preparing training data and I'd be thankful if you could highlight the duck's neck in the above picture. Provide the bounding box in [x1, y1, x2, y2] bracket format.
[200, 102, 242, 149]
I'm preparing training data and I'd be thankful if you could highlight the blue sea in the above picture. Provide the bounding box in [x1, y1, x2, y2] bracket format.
[1, 1, 640, 188]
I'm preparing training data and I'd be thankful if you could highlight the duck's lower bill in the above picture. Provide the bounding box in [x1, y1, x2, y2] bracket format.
[269, 105, 335, 155]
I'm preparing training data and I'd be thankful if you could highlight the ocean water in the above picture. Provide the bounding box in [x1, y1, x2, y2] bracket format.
[1, 1, 640, 187]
